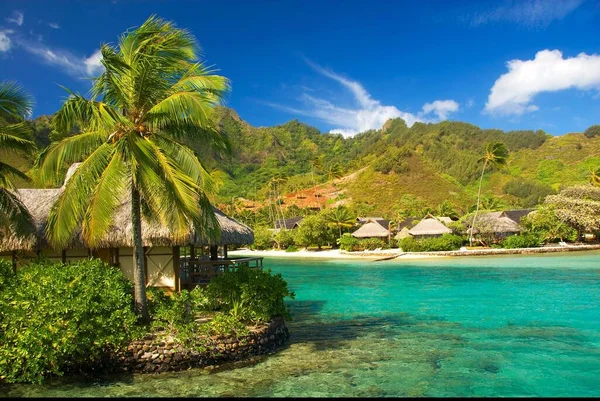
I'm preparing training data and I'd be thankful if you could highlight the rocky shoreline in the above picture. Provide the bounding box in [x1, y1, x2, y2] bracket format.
[68, 318, 289, 376]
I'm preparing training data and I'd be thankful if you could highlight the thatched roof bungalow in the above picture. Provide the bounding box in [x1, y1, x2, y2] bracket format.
[408, 215, 452, 238]
[351, 220, 390, 238]
[0, 165, 254, 293]
[274, 216, 303, 231]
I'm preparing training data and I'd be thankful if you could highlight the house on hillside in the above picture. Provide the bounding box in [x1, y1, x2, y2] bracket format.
[408, 215, 453, 238]
[0, 164, 256, 294]
[352, 219, 390, 239]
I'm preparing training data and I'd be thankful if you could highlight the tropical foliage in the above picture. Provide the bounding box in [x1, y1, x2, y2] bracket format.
[399, 234, 463, 252]
[0, 259, 138, 384]
[0, 81, 36, 240]
[33, 16, 229, 320]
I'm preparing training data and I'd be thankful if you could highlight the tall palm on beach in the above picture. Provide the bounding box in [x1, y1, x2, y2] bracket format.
[468, 142, 509, 246]
[325, 206, 356, 239]
[0, 81, 36, 239]
[35, 16, 230, 321]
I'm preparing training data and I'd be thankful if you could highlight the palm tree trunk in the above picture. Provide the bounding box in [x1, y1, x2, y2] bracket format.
[131, 185, 150, 322]
[469, 160, 488, 246]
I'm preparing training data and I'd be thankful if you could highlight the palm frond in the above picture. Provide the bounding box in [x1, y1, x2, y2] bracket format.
[45, 144, 114, 249]
[81, 150, 129, 247]
[0, 81, 34, 121]
[0, 188, 35, 238]
[0, 122, 36, 155]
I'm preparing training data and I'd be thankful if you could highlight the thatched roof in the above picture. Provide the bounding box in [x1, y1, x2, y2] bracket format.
[502, 209, 534, 224]
[1, 184, 254, 252]
[394, 227, 411, 240]
[408, 216, 452, 236]
[470, 211, 521, 234]
[352, 221, 390, 238]
[397, 217, 420, 230]
[274, 216, 303, 230]
[357, 217, 390, 229]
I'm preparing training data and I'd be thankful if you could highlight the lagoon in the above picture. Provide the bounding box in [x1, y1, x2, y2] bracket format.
[4, 252, 600, 397]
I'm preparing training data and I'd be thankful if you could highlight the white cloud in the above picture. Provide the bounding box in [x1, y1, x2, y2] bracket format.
[48, 22, 60, 29]
[485, 49, 600, 115]
[84, 49, 103, 76]
[0, 31, 12, 52]
[6, 10, 24, 26]
[280, 60, 423, 137]
[466, 98, 475, 108]
[470, 0, 583, 28]
[422, 100, 460, 120]
[15, 38, 104, 78]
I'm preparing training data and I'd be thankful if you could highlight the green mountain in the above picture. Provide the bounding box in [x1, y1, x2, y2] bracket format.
[12, 107, 600, 220]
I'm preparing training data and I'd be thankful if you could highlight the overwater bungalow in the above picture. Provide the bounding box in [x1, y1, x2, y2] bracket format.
[0, 164, 258, 293]
[408, 215, 452, 238]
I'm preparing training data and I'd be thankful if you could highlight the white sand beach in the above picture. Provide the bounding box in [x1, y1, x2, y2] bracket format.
[228, 248, 447, 260]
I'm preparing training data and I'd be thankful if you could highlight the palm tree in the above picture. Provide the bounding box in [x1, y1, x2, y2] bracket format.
[35, 16, 230, 321]
[437, 200, 458, 220]
[588, 167, 600, 187]
[468, 142, 509, 246]
[0, 81, 36, 239]
[325, 162, 343, 185]
[325, 206, 356, 239]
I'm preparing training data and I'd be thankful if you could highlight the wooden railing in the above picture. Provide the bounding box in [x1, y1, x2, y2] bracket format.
[179, 256, 263, 290]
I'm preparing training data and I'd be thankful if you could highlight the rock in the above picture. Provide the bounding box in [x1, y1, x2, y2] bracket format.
[142, 352, 152, 359]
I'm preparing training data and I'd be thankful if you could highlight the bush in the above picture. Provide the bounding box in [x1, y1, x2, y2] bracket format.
[359, 238, 387, 250]
[252, 225, 274, 250]
[399, 234, 463, 252]
[205, 266, 295, 323]
[0, 259, 138, 384]
[584, 125, 600, 138]
[501, 234, 542, 249]
[285, 245, 299, 252]
[337, 233, 361, 251]
[275, 229, 296, 249]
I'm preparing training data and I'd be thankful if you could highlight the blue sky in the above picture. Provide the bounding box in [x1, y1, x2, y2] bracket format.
[1, 0, 599, 136]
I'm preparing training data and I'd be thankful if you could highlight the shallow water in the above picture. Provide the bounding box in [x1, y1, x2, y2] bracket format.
[4, 252, 600, 397]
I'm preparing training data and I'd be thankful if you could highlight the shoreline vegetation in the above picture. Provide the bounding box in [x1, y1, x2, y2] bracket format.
[230, 244, 600, 260]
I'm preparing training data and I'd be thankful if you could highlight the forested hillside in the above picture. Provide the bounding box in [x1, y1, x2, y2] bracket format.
[12, 107, 600, 221]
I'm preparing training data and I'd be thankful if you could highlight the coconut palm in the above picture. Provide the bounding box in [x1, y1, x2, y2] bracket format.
[436, 200, 458, 220]
[325, 206, 356, 239]
[0, 81, 36, 239]
[34, 16, 230, 321]
[588, 167, 600, 187]
[325, 162, 343, 184]
[468, 142, 509, 246]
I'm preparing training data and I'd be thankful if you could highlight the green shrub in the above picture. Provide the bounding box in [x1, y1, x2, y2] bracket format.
[501, 234, 542, 249]
[359, 238, 387, 250]
[337, 233, 362, 251]
[399, 234, 463, 252]
[148, 287, 209, 332]
[0, 258, 13, 288]
[251, 226, 275, 250]
[0, 259, 138, 384]
[285, 245, 299, 252]
[584, 125, 600, 138]
[205, 266, 295, 323]
[275, 229, 296, 249]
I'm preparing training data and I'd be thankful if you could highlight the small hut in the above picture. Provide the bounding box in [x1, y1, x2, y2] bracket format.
[395, 227, 411, 240]
[469, 211, 523, 242]
[0, 165, 254, 293]
[408, 215, 452, 238]
[274, 216, 303, 232]
[351, 219, 390, 239]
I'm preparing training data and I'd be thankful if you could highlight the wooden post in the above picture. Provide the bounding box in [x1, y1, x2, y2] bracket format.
[210, 245, 218, 261]
[11, 251, 17, 273]
[223, 244, 228, 259]
[190, 245, 196, 260]
[173, 246, 180, 293]
[61, 249, 67, 263]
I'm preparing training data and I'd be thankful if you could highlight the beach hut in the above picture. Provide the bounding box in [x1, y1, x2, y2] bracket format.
[274, 216, 303, 232]
[0, 164, 255, 293]
[408, 215, 452, 238]
[351, 220, 390, 239]
[469, 211, 524, 242]
[394, 227, 411, 240]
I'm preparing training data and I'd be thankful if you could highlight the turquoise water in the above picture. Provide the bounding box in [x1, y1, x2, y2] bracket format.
[4, 252, 600, 397]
